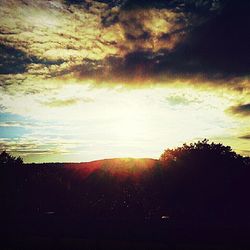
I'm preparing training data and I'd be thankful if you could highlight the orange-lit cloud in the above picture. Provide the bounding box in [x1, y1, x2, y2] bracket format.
[1, 0, 239, 90]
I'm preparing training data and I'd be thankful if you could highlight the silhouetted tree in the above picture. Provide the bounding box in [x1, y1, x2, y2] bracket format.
[0, 151, 23, 166]
[159, 139, 250, 224]
[160, 139, 242, 165]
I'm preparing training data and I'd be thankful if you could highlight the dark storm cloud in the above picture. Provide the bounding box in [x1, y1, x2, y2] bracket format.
[75, 54, 156, 83]
[109, 0, 250, 82]
[0, 43, 65, 76]
[228, 104, 250, 117]
[118, 0, 223, 37]
[122, 0, 222, 12]
[68, 0, 250, 85]
[117, 0, 222, 46]
[74, 58, 106, 80]
[163, 0, 250, 79]
[0, 44, 32, 74]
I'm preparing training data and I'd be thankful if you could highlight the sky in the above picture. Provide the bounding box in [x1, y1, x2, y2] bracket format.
[0, 0, 250, 163]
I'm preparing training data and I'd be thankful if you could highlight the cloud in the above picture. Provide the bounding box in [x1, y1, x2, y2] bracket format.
[121, 0, 222, 11]
[2, 0, 242, 92]
[160, 0, 250, 79]
[0, 44, 32, 74]
[239, 135, 250, 140]
[42, 97, 94, 107]
[0, 0, 121, 84]
[228, 103, 250, 117]
[43, 98, 81, 107]
[0, 137, 80, 158]
[0, 121, 32, 128]
[0, 104, 6, 111]
[165, 94, 199, 106]
[0, 121, 61, 130]
[70, 0, 250, 88]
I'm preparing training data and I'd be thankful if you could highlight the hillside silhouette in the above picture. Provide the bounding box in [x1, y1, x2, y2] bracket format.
[1, 140, 250, 249]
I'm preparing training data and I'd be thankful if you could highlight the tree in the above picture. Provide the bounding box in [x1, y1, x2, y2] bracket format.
[0, 151, 23, 166]
[158, 140, 250, 223]
[160, 139, 242, 166]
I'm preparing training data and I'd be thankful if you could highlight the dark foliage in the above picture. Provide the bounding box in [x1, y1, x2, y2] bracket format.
[0, 151, 23, 166]
[1, 141, 250, 247]
[160, 139, 250, 223]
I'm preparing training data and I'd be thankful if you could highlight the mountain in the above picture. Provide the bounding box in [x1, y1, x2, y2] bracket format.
[26, 158, 159, 180]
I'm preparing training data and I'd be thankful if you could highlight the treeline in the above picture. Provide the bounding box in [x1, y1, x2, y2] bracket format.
[1, 140, 250, 226]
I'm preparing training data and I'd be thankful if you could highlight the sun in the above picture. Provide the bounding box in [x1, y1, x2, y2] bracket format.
[107, 102, 152, 143]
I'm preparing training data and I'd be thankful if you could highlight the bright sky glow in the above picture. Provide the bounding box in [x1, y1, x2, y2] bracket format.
[1, 82, 249, 162]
